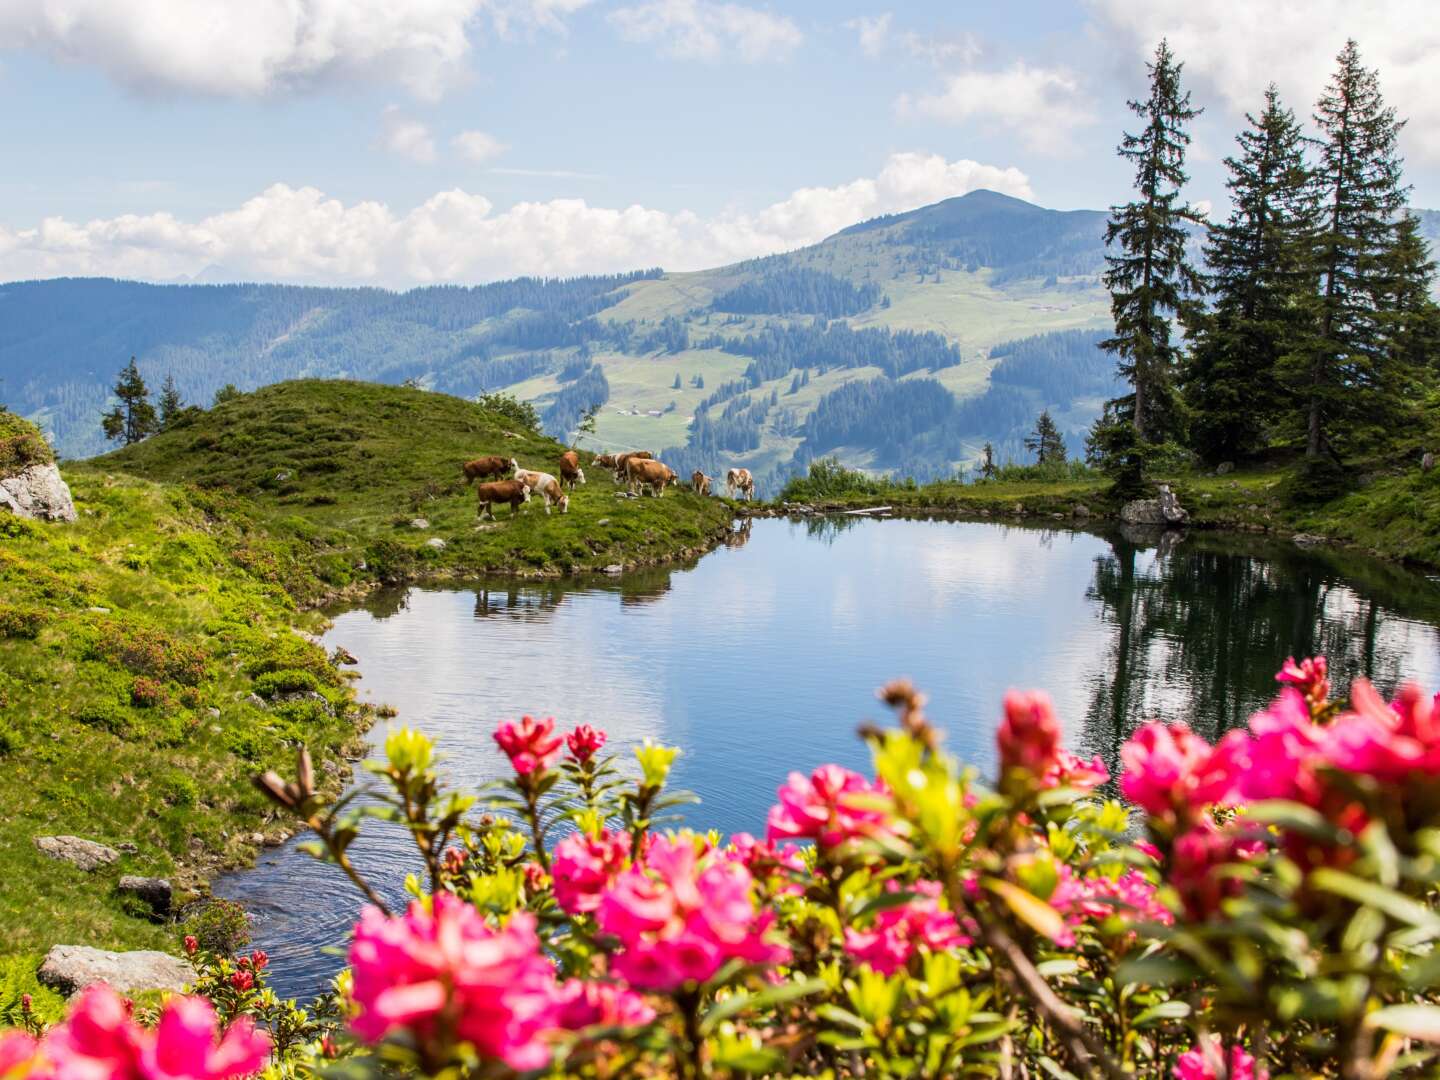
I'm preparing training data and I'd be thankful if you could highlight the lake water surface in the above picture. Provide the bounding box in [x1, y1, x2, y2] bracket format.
[220, 516, 1440, 1000]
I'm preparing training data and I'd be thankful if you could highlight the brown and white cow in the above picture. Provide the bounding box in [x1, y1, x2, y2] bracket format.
[475, 479, 531, 520]
[512, 466, 570, 514]
[691, 470, 713, 495]
[462, 455, 512, 484]
[592, 452, 618, 470]
[627, 457, 675, 497]
[725, 467, 755, 500]
[558, 450, 586, 490]
[612, 450, 653, 481]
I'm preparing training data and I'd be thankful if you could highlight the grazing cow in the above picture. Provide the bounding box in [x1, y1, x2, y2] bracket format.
[592, 452, 618, 469]
[627, 457, 675, 497]
[462, 455, 511, 484]
[512, 467, 570, 514]
[558, 450, 586, 490]
[475, 479, 530, 520]
[691, 470, 713, 495]
[612, 450, 653, 481]
[725, 468, 755, 500]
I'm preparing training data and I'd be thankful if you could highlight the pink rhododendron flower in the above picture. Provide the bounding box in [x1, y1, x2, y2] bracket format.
[997, 690, 1062, 775]
[1174, 1037, 1262, 1080]
[552, 980, 656, 1030]
[1120, 721, 1243, 819]
[1235, 689, 1326, 803]
[0, 1032, 38, 1077]
[40, 984, 268, 1080]
[843, 880, 969, 975]
[552, 830, 631, 915]
[1050, 866, 1173, 939]
[765, 765, 889, 849]
[1276, 654, 1329, 707]
[1168, 823, 1255, 921]
[493, 715, 564, 775]
[565, 724, 607, 763]
[1040, 748, 1110, 792]
[727, 833, 805, 897]
[597, 834, 789, 991]
[349, 894, 560, 1070]
[1324, 679, 1433, 783]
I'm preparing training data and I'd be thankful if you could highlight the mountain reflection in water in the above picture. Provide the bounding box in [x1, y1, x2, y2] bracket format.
[219, 517, 1440, 1000]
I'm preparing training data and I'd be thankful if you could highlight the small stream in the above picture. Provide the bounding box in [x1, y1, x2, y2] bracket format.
[218, 516, 1440, 1000]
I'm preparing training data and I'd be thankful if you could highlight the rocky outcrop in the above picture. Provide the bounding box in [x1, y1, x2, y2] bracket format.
[37, 946, 192, 997]
[1119, 484, 1189, 527]
[34, 835, 120, 871]
[117, 875, 173, 917]
[0, 463, 76, 522]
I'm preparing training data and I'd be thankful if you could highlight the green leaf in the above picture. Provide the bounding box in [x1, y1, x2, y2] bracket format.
[1310, 869, 1440, 935]
[1037, 1055, 1081, 1080]
[849, 890, 919, 920]
[982, 878, 1066, 941]
[699, 978, 826, 1035]
[1132, 1000, 1191, 1028]
[1115, 953, 1199, 988]
[1247, 799, 1342, 840]
[1365, 1004, 1440, 1042]
[1036, 959, 1081, 978]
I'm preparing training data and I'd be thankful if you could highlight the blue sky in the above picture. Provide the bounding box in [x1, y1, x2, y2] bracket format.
[1, 0, 1434, 286]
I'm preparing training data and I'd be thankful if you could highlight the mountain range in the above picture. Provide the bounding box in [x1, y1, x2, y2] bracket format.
[3, 190, 1436, 488]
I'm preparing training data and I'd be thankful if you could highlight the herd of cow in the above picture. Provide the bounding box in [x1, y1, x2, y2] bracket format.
[461, 448, 755, 520]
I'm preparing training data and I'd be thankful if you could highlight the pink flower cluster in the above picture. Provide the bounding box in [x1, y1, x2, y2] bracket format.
[0, 984, 268, 1080]
[1120, 721, 1245, 822]
[552, 980, 656, 1030]
[565, 724, 607, 763]
[349, 893, 562, 1070]
[493, 715, 564, 775]
[998, 691, 1108, 792]
[727, 833, 806, 898]
[597, 835, 790, 990]
[1173, 1037, 1263, 1080]
[766, 764, 890, 849]
[552, 829, 631, 915]
[843, 880, 970, 975]
[1049, 866, 1173, 943]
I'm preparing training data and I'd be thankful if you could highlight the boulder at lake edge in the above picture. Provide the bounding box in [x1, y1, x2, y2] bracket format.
[34, 835, 120, 872]
[1120, 485, 1189, 527]
[117, 875, 173, 916]
[0, 463, 77, 522]
[38, 945, 193, 997]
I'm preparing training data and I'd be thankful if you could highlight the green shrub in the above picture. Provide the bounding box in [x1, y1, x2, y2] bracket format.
[83, 618, 208, 685]
[129, 675, 167, 708]
[181, 898, 251, 957]
[779, 457, 893, 501]
[0, 725, 19, 756]
[271, 698, 331, 726]
[0, 411, 55, 473]
[0, 604, 46, 639]
[253, 668, 321, 698]
[157, 771, 198, 807]
[74, 701, 131, 736]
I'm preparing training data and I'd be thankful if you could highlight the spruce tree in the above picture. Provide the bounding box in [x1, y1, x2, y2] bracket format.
[1184, 86, 1318, 464]
[157, 374, 184, 429]
[1368, 213, 1440, 444]
[978, 442, 997, 481]
[672, 373, 682, 390]
[1284, 39, 1408, 463]
[1101, 39, 1206, 447]
[100, 357, 158, 445]
[1025, 410, 1067, 465]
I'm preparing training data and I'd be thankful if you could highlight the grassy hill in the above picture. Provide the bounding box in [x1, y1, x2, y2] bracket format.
[0, 382, 732, 1004]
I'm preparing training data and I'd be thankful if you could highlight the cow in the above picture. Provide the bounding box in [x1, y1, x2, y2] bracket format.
[612, 450, 653, 482]
[558, 450, 586, 490]
[627, 457, 676, 497]
[512, 466, 570, 514]
[725, 467, 755, 500]
[462, 455, 512, 484]
[691, 470, 713, 496]
[592, 452, 618, 470]
[475, 479, 530, 520]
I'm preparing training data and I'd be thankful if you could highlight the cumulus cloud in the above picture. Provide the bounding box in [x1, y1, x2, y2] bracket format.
[378, 107, 438, 163]
[899, 62, 1095, 154]
[608, 0, 802, 62]
[0, 152, 1031, 285]
[844, 12, 979, 67]
[845, 13, 892, 57]
[1086, 0, 1440, 162]
[452, 130, 509, 163]
[0, 0, 591, 100]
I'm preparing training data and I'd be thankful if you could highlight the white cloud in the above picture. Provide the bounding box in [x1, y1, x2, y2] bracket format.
[0, 152, 1032, 285]
[845, 13, 891, 57]
[452, 130, 509, 163]
[845, 12, 979, 67]
[899, 62, 1095, 154]
[0, 0, 592, 100]
[1086, 0, 1440, 162]
[608, 0, 802, 62]
[377, 107, 437, 163]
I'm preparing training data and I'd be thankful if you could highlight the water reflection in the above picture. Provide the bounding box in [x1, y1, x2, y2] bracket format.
[222, 517, 1440, 1000]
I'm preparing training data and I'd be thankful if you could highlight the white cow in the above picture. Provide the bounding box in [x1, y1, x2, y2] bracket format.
[725, 467, 755, 500]
[512, 466, 570, 514]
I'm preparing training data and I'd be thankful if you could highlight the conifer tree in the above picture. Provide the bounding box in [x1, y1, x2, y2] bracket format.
[1368, 213, 1440, 443]
[1101, 39, 1206, 447]
[672, 373, 682, 390]
[1024, 410, 1067, 465]
[1284, 39, 1409, 462]
[157, 374, 185, 429]
[100, 357, 158, 445]
[978, 442, 997, 481]
[213, 384, 242, 407]
[1184, 86, 1318, 464]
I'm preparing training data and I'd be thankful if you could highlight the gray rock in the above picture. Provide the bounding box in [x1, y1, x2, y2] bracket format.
[410, 518, 430, 529]
[331, 646, 359, 666]
[0, 463, 77, 522]
[425, 537, 446, 549]
[206, 706, 221, 719]
[87, 606, 111, 614]
[596, 518, 610, 526]
[1120, 485, 1189, 527]
[34, 835, 120, 872]
[117, 875, 172, 916]
[245, 693, 267, 709]
[603, 564, 624, 574]
[38, 945, 192, 997]
[1216, 462, 1235, 476]
[1072, 504, 1091, 519]
[1292, 533, 1326, 546]
[1423, 452, 1435, 473]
